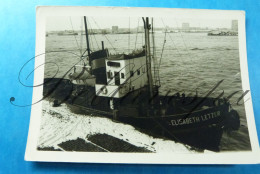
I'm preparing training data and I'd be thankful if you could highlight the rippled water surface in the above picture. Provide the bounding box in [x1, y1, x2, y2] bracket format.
[44, 32, 251, 151]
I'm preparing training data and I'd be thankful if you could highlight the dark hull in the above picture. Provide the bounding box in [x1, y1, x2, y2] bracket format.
[67, 102, 227, 151]
[115, 115, 224, 152]
[43, 78, 239, 152]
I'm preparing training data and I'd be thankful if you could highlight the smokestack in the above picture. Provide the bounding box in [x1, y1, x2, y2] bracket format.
[102, 41, 104, 50]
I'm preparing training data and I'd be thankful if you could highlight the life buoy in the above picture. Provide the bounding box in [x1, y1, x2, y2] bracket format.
[102, 87, 108, 94]
[110, 99, 114, 110]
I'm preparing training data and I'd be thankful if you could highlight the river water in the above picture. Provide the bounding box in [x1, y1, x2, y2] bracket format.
[44, 32, 251, 151]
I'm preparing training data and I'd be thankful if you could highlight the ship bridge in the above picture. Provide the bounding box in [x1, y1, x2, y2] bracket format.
[95, 50, 148, 98]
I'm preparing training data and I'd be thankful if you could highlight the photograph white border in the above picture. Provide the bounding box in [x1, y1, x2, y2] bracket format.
[25, 6, 260, 164]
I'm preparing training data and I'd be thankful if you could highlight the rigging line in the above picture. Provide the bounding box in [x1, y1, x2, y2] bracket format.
[173, 20, 223, 90]
[69, 17, 80, 53]
[134, 18, 140, 50]
[88, 18, 100, 50]
[160, 18, 186, 73]
[160, 19, 182, 58]
[158, 19, 167, 68]
[79, 18, 87, 65]
[152, 18, 157, 82]
[80, 17, 83, 57]
[91, 17, 117, 53]
[89, 34, 93, 52]
[158, 19, 187, 90]
[86, 18, 94, 53]
[89, 32, 94, 52]
[172, 18, 215, 81]
[167, 32, 183, 59]
[159, 38, 166, 68]
[173, 18, 196, 64]
[141, 29, 143, 46]
[128, 17, 130, 53]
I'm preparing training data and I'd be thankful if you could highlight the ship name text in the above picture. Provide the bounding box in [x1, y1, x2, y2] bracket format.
[170, 111, 221, 126]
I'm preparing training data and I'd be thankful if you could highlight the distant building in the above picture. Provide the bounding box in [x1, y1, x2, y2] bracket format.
[112, 26, 119, 34]
[231, 20, 238, 31]
[182, 23, 190, 31]
[101, 29, 108, 34]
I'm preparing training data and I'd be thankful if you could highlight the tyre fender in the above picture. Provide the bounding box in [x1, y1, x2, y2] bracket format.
[225, 110, 240, 130]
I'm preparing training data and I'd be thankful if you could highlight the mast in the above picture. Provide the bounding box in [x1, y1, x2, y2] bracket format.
[84, 16, 91, 58]
[152, 18, 155, 60]
[152, 18, 156, 84]
[151, 18, 160, 90]
[142, 17, 154, 99]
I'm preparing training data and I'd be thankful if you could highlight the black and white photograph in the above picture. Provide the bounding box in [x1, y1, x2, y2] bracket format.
[25, 6, 259, 164]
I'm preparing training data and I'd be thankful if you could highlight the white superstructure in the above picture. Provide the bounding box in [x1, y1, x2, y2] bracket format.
[95, 55, 148, 98]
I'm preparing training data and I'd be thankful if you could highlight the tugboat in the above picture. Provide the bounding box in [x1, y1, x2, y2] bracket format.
[43, 17, 240, 152]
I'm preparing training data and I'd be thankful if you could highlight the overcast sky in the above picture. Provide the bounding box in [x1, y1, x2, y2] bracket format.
[46, 16, 233, 31]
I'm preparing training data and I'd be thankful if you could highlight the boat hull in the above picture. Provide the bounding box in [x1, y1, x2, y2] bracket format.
[42, 78, 238, 152]
[67, 103, 227, 151]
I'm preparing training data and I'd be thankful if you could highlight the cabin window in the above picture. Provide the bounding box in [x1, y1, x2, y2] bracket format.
[137, 69, 140, 75]
[130, 71, 134, 77]
[107, 71, 112, 79]
[107, 61, 120, 67]
[121, 73, 125, 79]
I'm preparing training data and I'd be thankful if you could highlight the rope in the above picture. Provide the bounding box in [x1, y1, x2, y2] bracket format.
[83, 18, 94, 53]
[141, 29, 143, 46]
[173, 18, 196, 65]
[88, 18, 100, 50]
[160, 18, 185, 70]
[80, 17, 83, 57]
[159, 19, 167, 68]
[128, 17, 130, 53]
[91, 17, 117, 53]
[134, 18, 140, 50]
[69, 17, 80, 53]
